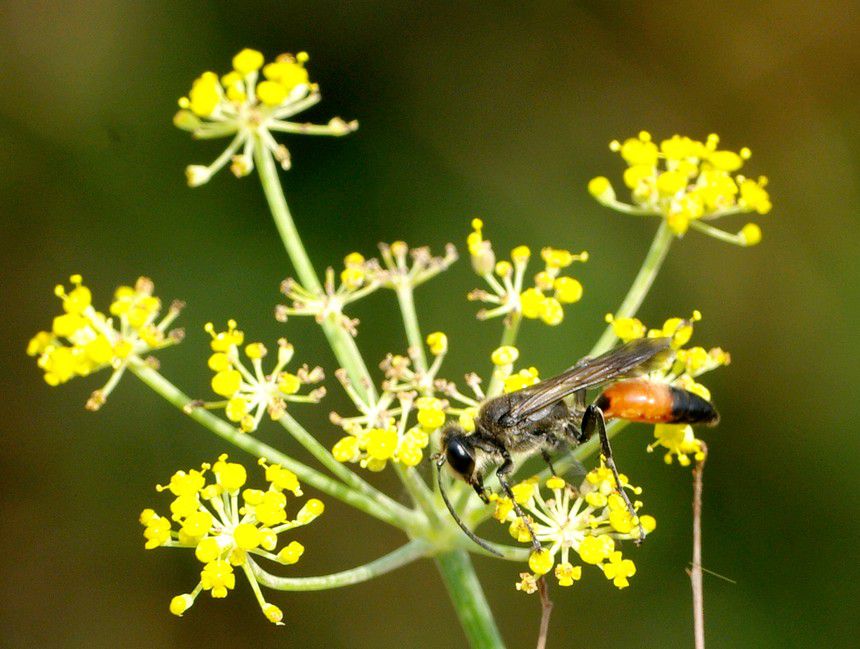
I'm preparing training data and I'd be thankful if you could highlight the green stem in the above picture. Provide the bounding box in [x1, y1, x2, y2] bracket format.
[254, 143, 376, 401]
[391, 284, 442, 514]
[395, 464, 443, 526]
[435, 550, 506, 649]
[130, 364, 413, 529]
[278, 412, 415, 522]
[250, 540, 429, 591]
[396, 285, 428, 374]
[591, 220, 675, 355]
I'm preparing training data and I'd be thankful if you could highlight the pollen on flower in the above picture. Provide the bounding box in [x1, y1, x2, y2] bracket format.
[593, 131, 773, 245]
[141, 454, 322, 623]
[28, 275, 183, 409]
[497, 466, 652, 590]
[195, 322, 325, 433]
[176, 49, 357, 185]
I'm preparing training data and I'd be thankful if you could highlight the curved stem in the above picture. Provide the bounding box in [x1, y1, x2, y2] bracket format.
[436, 550, 506, 649]
[130, 364, 418, 530]
[689, 220, 745, 245]
[591, 220, 674, 355]
[277, 412, 413, 520]
[254, 143, 376, 402]
[250, 540, 429, 591]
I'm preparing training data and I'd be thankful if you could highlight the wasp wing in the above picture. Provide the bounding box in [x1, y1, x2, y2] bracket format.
[503, 337, 672, 425]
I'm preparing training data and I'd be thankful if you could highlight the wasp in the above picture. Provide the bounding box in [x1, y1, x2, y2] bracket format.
[435, 337, 719, 555]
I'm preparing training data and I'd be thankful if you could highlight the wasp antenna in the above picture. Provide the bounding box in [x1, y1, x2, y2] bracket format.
[435, 460, 503, 558]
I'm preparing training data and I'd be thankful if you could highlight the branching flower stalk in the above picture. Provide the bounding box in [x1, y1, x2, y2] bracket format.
[28, 48, 773, 648]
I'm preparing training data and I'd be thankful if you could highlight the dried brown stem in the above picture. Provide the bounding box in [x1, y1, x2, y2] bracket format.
[690, 442, 708, 649]
[536, 576, 554, 649]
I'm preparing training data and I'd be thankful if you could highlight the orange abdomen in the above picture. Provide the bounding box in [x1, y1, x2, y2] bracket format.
[596, 379, 674, 423]
[595, 379, 720, 426]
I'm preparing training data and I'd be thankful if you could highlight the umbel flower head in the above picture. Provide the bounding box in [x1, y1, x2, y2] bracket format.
[330, 352, 445, 471]
[589, 131, 770, 244]
[467, 219, 588, 326]
[605, 310, 730, 465]
[27, 275, 183, 410]
[493, 467, 655, 592]
[193, 320, 326, 433]
[276, 252, 381, 336]
[175, 48, 357, 186]
[140, 454, 324, 624]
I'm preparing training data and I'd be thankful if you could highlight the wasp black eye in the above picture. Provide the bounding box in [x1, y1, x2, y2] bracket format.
[445, 434, 475, 479]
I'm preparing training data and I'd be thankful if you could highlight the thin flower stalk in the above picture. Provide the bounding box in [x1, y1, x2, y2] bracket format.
[251, 539, 431, 591]
[591, 221, 674, 355]
[130, 363, 420, 530]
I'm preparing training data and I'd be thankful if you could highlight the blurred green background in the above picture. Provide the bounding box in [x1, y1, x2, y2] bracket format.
[2, 1, 858, 647]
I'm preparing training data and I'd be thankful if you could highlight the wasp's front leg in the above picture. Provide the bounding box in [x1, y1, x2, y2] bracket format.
[496, 451, 542, 553]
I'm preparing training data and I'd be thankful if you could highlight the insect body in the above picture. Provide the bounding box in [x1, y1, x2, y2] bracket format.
[435, 337, 719, 555]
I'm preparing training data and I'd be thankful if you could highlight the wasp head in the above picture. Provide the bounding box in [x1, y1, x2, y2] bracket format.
[439, 425, 490, 503]
[440, 425, 476, 481]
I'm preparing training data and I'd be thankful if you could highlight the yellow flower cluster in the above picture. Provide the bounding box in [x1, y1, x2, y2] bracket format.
[141, 454, 323, 624]
[467, 219, 587, 326]
[486, 345, 542, 394]
[331, 332, 472, 471]
[605, 310, 730, 465]
[175, 49, 357, 186]
[198, 320, 325, 433]
[27, 275, 183, 410]
[589, 131, 771, 244]
[331, 388, 437, 471]
[493, 467, 655, 592]
[276, 253, 381, 336]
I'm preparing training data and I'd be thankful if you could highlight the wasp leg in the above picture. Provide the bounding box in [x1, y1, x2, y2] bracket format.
[581, 404, 647, 544]
[496, 453, 542, 553]
[541, 450, 559, 477]
[471, 476, 490, 504]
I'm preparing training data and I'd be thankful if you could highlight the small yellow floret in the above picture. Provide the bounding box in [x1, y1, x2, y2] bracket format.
[257, 80, 288, 106]
[739, 223, 762, 246]
[426, 331, 448, 355]
[233, 49, 264, 74]
[528, 549, 554, 575]
[277, 540, 305, 565]
[555, 562, 582, 587]
[211, 369, 242, 397]
[491, 346, 519, 366]
[588, 176, 615, 202]
[263, 603, 284, 625]
[170, 594, 194, 617]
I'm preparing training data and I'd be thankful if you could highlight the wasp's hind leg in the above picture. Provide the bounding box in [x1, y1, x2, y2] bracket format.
[581, 404, 647, 544]
[496, 452, 542, 553]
